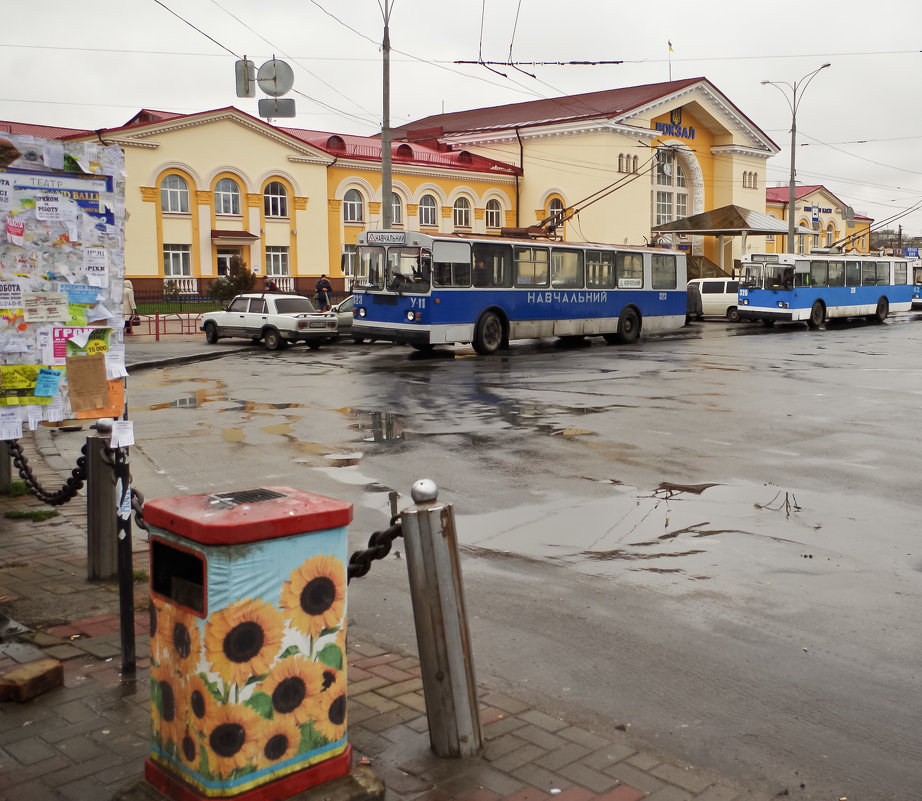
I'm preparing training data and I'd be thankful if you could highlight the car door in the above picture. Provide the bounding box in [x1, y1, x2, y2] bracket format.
[223, 296, 251, 336]
[241, 297, 268, 339]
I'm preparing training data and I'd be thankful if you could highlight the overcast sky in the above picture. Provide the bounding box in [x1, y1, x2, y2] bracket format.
[4, 0, 921, 237]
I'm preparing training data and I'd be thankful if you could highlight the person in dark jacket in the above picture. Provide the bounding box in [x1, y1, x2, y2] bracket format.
[315, 274, 333, 310]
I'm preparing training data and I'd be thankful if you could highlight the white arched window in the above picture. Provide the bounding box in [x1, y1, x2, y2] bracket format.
[453, 197, 471, 228]
[391, 192, 403, 225]
[264, 181, 288, 218]
[161, 174, 189, 213]
[826, 223, 835, 247]
[418, 194, 437, 227]
[343, 188, 364, 223]
[215, 178, 240, 216]
[485, 199, 503, 229]
[653, 150, 688, 224]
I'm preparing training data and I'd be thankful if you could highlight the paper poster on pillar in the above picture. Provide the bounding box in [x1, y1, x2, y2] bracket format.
[0, 135, 126, 426]
[147, 526, 349, 797]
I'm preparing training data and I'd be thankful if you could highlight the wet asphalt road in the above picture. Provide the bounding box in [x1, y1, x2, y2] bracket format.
[54, 315, 922, 800]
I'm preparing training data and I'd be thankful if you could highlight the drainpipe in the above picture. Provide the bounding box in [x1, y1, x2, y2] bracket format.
[514, 127, 524, 227]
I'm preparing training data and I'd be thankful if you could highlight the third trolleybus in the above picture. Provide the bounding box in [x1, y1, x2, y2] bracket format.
[350, 231, 688, 354]
[737, 252, 913, 328]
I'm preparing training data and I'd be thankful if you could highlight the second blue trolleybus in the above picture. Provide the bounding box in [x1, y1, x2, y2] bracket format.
[738, 252, 913, 328]
[350, 231, 688, 354]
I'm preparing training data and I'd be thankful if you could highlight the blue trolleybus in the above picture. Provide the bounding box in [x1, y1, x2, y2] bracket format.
[737, 252, 913, 328]
[350, 231, 688, 354]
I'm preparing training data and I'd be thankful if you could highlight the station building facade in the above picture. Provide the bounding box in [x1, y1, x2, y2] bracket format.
[391, 77, 782, 271]
[3, 107, 521, 297]
[3, 77, 875, 295]
[764, 185, 872, 254]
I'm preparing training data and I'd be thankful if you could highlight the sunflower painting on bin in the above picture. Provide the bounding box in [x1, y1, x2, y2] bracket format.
[149, 552, 348, 788]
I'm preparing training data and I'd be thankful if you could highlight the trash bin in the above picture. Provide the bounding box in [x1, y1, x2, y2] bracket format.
[142, 486, 353, 801]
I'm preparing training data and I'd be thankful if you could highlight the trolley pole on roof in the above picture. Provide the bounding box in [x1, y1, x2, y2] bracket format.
[381, 0, 393, 230]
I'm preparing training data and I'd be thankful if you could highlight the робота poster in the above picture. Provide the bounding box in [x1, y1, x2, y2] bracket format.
[0, 134, 126, 439]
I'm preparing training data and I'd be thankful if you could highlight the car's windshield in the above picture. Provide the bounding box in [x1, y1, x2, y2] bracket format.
[274, 297, 316, 314]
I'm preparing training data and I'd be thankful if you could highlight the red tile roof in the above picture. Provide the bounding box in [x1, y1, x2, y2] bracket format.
[765, 185, 824, 204]
[0, 120, 91, 139]
[391, 77, 710, 138]
[278, 127, 521, 174]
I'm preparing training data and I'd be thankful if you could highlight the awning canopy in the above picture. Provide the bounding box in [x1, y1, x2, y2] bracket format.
[652, 205, 812, 236]
[211, 229, 259, 245]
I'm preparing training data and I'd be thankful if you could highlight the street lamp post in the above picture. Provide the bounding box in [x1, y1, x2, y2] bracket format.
[762, 64, 830, 253]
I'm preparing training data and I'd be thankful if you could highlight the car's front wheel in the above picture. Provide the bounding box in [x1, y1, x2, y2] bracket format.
[204, 322, 219, 344]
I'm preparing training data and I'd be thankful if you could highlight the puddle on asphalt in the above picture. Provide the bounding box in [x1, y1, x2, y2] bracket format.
[353, 411, 405, 443]
[453, 478, 902, 599]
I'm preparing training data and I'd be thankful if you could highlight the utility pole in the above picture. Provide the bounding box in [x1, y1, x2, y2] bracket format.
[381, 0, 393, 230]
[762, 64, 830, 253]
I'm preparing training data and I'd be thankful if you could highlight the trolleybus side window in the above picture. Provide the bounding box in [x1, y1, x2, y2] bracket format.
[617, 252, 644, 288]
[651, 253, 677, 289]
[861, 261, 880, 286]
[876, 261, 890, 285]
[586, 250, 616, 289]
[514, 246, 550, 287]
[359, 246, 386, 289]
[472, 243, 513, 288]
[894, 262, 908, 284]
[810, 260, 829, 287]
[551, 248, 584, 289]
[432, 241, 471, 287]
[845, 261, 860, 286]
[827, 260, 845, 287]
[914, 266, 922, 285]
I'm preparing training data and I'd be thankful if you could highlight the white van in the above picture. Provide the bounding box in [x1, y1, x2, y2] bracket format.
[687, 278, 740, 321]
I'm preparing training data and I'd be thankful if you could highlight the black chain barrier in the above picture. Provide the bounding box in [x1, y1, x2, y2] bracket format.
[8, 438, 87, 506]
[347, 518, 403, 583]
[6, 437, 149, 533]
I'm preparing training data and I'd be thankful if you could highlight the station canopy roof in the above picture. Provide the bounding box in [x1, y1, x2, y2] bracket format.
[652, 204, 811, 236]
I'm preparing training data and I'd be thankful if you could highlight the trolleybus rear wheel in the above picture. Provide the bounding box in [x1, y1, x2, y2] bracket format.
[873, 297, 889, 323]
[808, 301, 825, 329]
[614, 307, 641, 343]
[473, 311, 504, 355]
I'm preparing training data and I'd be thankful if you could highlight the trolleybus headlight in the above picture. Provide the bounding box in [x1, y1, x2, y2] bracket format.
[358, 307, 367, 317]
[777, 301, 784, 308]
[742, 298, 748, 305]
[406, 310, 417, 322]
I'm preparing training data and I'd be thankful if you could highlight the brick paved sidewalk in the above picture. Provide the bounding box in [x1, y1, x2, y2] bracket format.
[1, 434, 763, 801]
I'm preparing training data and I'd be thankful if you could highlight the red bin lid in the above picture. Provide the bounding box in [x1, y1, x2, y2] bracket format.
[143, 486, 353, 545]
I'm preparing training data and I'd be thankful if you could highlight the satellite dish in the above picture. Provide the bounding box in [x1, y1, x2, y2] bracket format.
[257, 59, 294, 97]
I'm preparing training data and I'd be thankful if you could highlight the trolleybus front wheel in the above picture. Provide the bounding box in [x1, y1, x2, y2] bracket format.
[473, 310, 504, 355]
[807, 301, 825, 329]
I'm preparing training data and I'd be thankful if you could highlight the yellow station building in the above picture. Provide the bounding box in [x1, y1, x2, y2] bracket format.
[2, 76, 874, 295]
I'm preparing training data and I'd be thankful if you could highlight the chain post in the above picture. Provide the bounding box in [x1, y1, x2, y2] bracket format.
[86, 426, 118, 580]
[0, 441, 11, 493]
[113, 445, 136, 676]
[400, 479, 482, 758]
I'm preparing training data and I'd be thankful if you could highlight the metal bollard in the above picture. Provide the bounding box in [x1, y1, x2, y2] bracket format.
[400, 479, 483, 758]
[0, 441, 11, 493]
[86, 430, 118, 580]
